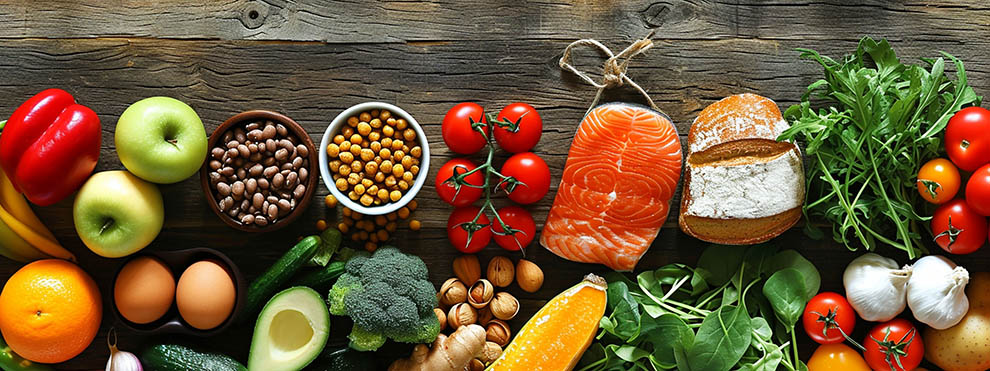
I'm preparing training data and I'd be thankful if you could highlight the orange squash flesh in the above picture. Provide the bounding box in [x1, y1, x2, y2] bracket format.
[487, 274, 607, 371]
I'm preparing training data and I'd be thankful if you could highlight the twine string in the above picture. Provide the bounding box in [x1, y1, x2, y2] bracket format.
[558, 30, 663, 115]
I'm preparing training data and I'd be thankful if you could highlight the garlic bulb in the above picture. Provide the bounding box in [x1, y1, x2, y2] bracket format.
[106, 329, 142, 371]
[906, 255, 969, 330]
[843, 253, 912, 322]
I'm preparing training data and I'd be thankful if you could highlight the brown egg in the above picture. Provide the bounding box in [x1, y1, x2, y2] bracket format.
[114, 256, 175, 324]
[176, 260, 236, 330]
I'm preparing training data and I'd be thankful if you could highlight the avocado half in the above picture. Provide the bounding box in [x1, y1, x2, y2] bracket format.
[248, 286, 330, 371]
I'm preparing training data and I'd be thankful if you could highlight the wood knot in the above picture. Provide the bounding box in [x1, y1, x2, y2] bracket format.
[240, 1, 268, 29]
[641, 2, 673, 28]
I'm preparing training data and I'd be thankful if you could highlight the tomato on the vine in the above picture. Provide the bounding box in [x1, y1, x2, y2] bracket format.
[447, 206, 491, 253]
[442, 102, 488, 155]
[916, 158, 960, 204]
[864, 319, 923, 371]
[932, 198, 987, 254]
[807, 343, 871, 371]
[494, 102, 542, 153]
[500, 152, 551, 205]
[945, 106, 990, 171]
[966, 164, 990, 216]
[802, 292, 856, 345]
[436, 158, 484, 207]
[492, 206, 536, 251]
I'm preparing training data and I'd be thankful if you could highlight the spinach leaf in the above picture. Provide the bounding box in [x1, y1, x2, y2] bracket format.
[697, 245, 746, 286]
[737, 341, 784, 371]
[767, 250, 820, 300]
[763, 268, 809, 329]
[605, 281, 641, 340]
[686, 305, 752, 371]
[640, 314, 694, 368]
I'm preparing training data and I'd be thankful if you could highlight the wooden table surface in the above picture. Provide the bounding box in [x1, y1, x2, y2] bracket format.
[2, 1, 990, 369]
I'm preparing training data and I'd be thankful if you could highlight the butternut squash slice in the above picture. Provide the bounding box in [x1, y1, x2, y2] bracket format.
[487, 274, 606, 371]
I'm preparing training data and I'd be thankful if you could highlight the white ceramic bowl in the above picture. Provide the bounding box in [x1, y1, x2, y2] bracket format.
[319, 102, 430, 215]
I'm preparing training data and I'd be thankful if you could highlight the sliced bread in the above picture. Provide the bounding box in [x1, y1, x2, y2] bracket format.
[679, 93, 805, 245]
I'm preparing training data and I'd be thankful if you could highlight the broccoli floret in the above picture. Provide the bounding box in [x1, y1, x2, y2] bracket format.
[348, 323, 386, 352]
[327, 246, 440, 352]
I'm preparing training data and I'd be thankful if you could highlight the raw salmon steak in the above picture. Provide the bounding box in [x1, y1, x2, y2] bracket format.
[541, 103, 682, 271]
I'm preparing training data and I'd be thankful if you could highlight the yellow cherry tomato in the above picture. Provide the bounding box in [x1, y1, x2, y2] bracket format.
[807, 343, 870, 371]
[917, 158, 961, 204]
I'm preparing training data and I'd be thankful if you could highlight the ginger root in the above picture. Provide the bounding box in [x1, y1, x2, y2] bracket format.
[389, 324, 487, 371]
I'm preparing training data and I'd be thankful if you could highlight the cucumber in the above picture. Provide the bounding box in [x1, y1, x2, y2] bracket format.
[140, 344, 245, 371]
[291, 260, 346, 291]
[0, 336, 52, 371]
[245, 235, 321, 318]
[309, 227, 343, 267]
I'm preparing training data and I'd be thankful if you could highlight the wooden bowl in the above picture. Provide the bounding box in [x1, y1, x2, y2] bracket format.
[318, 102, 430, 215]
[109, 248, 246, 336]
[200, 110, 319, 232]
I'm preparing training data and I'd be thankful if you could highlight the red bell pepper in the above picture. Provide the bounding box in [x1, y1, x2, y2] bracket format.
[0, 89, 101, 206]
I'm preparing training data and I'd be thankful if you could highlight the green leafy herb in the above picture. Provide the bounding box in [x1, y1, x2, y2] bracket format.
[578, 244, 820, 371]
[779, 36, 981, 258]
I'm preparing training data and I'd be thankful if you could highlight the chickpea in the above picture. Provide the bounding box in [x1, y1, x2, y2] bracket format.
[368, 131, 381, 142]
[386, 213, 397, 221]
[392, 164, 404, 178]
[386, 117, 397, 126]
[365, 161, 378, 175]
[367, 185, 379, 196]
[316, 219, 327, 231]
[335, 178, 348, 191]
[376, 229, 389, 241]
[360, 148, 375, 162]
[389, 190, 402, 202]
[379, 148, 392, 159]
[377, 188, 389, 200]
[375, 215, 387, 226]
[385, 175, 397, 188]
[342, 208, 352, 217]
[382, 138, 393, 148]
[359, 112, 372, 122]
[333, 134, 346, 144]
[357, 122, 372, 136]
[393, 150, 405, 161]
[338, 222, 349, 234]
[380, 110, 392, 120]
[369, 118, 383, 129]
[401, 156, 413, 169]
[403, 128, 416, 142]
[361, 178, 373, 188]
[370, 141, 382, 152]
[348, 191, 359, 201]
[398, 180, 409, 191]
[365, 242, 377, 252]
[402, 144, 411, 154]
[382, 126, 394, 137]
[339, 165, 351, 176]
[324, 195, 337, 208]
[359, 230, 369, 240]
[408, 200, 418, 211]
[347, 172, 361, 185]
[326, 143, 340, 157]
[349, 144, 362, 156]
[374, 156, 383, 164]
[369, 233, 378, 243]
[402, 171, 414, 183]
[374, 172, 385, 183]
[410, 146, 422, 157]
[392, 140, 404, 151]
[386, 221, 397, 232]
[397, 207, 410, 219]
[350, 160, 363, 173]
[409, 220, 421, 231]
[338, 141, 351, 153]
[342, 126, 355, 138]
[410, 165, 420, 175]
[380, 160, 393, 174]
[396, 119, 408, 130]
[347, 116, 359, 126]
[339, 151, 355, 164]
[370, 109, 380, 117]
[354, 184, 365, 195]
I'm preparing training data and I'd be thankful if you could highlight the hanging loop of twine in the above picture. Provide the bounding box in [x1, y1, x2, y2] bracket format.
[559, 30, 663, 115]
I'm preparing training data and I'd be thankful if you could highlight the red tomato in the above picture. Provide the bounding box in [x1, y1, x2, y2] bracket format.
[447, 206, 491, 253]
[494, 103, 542, 153]
[966, 164, 990, 216]
[436, 159, 484, 207]
[802, 292, 856, 345]
[492, 206, 536, 251]
[945, 106, 990, 171]
[500, 152, 551, 205]
[932, 198, 987, 254]
[864, 319, 923, 371]
[916, 158, 960, 204]
[442, 102, 488, 154]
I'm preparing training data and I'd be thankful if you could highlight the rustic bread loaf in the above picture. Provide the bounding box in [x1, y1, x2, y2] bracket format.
[679, 93, 805, 244]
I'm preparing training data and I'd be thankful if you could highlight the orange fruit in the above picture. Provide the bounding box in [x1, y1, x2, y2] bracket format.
[0, 259, 102, 363]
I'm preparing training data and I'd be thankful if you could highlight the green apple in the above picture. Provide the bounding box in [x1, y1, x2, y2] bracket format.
[73, 170, 164, 258]
[115, 97, 207, 184]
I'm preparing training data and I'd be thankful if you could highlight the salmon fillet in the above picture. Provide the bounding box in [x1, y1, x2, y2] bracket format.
[541, 103, 682, 271]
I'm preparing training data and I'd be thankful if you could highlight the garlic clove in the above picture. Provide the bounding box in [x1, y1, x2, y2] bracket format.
[843, 253, 912, 322]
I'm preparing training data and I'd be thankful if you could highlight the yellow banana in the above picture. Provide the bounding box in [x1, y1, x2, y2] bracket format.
[0, 216, 48, 262]
[0, 203, 74, 261]
[0, 168, 57, 242]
